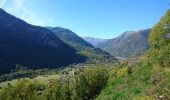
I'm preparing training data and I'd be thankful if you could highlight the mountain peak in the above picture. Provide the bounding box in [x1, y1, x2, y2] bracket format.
[0, 8, 16, 18]
[0, 8, 9, 17]
[0, 8, 6, 13]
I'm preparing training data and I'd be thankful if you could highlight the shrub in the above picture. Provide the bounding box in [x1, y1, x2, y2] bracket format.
[149, 10, 170, 67]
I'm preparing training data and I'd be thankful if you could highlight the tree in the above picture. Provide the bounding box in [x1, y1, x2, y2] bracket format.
[149, 9, 170, 67]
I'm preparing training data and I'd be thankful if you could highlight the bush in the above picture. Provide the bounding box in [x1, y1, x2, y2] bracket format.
[69, 66, 109, 99]
[149, 9, 170, 67]
[109, 66, 131, 81]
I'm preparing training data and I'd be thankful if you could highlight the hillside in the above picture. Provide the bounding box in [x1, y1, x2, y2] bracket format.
[47, 27, 93, 50]
[97, 9, 170, 100]
[48, 27, 117, 64]
[97, 29, 151, 57]
[0, 9, 85, 74]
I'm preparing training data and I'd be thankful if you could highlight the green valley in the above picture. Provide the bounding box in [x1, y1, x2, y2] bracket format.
[0, 1, 169, 100]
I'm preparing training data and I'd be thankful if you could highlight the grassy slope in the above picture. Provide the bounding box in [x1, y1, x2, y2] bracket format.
[96, 63, 170, 100]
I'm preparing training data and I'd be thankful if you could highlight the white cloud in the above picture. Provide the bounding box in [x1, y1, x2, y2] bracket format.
[6, 0, 51, 26]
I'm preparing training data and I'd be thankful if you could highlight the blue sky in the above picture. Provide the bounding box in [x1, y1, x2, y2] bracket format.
[0, 0, 170, 38]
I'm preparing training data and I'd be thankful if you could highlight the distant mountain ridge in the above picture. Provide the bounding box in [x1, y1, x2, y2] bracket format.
[82, 36, 109, 47]
[0, 9, 85, 73]
[102, 29, 151, 57]
[83, 29, 151, 58]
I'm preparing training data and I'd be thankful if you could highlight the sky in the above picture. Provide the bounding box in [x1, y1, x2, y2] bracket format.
[0, 0, 170, 39]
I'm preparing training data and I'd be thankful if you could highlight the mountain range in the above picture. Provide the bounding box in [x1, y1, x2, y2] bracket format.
[0, 9, 117, 74]
[47, 27, 117, 64]
[83, 29, 151, 58]
[0, 9, 85, 73]
[0, 8, 151, 74]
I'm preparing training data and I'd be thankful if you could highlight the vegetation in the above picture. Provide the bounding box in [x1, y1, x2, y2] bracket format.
[0, 64, 62, 83]
[0, 65, 110, 100]
[149, 9, 170, 67]
[0, 4, 170, 100]
[97, 61, 170, 99]
[0, 8, 86, 74]
[80, 48, 117, 64]
[96, 9, 170, 99]
[48, 27, 117, 64]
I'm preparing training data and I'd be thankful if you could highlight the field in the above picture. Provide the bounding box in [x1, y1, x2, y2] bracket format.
[0, 74, 59, 88]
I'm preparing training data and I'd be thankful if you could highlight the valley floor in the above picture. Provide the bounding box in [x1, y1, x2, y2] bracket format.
[0, 61, 170, 100]
[0, 74, 59, 88]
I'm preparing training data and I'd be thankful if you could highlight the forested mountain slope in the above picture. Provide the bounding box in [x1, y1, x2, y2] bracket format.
[48, 27, 117, 64]
[97, 29, 151, 57]
[0, 9, 85, 74]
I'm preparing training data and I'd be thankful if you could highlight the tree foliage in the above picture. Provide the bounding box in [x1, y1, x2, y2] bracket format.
[0, 66, 109, 100]
[149, 9, 170, 67]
